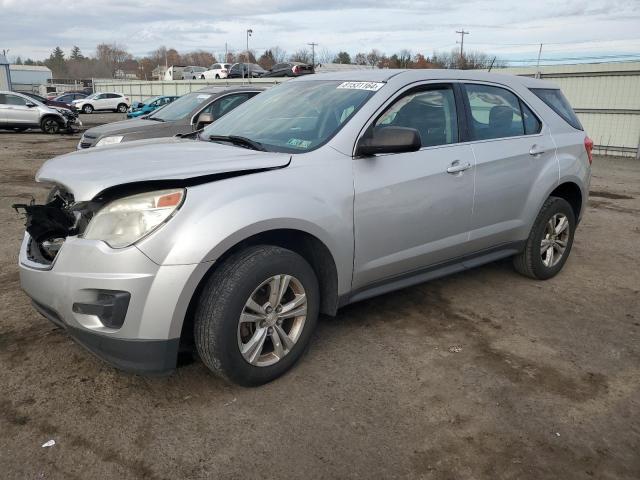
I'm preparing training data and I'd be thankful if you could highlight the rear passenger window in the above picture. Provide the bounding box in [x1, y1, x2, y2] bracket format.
[464, 84, 534, 140]
[530, 88, 583, 130]
[374, 86, 458, 147]
[521, 101, 542, 135]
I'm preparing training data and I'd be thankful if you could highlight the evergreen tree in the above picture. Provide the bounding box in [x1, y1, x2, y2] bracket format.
[70, 46, 84, 60]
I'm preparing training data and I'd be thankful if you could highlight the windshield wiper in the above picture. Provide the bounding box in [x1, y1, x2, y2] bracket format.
[147, 117, 165, 122]
[208, 135, 266, 151]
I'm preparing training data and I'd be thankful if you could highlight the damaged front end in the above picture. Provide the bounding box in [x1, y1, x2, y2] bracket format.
[13, 189, 97, 265]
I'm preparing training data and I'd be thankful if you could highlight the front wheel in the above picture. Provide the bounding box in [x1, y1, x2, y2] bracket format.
[194, 245, 319, 386]
[40, 117, 61, 134]
[513, 196, 576, 280]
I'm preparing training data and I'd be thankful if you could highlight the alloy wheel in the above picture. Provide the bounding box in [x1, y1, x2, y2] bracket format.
[42, 119, 59, 134]
[237, 274, 307, 367]
[540, 213, 570, 267]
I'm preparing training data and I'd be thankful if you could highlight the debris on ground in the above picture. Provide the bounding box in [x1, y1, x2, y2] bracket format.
[41, 439, 55, 448]
[448, 345, 463, 353]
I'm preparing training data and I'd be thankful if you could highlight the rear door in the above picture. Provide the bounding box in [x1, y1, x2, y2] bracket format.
[352, 83, 476, 289]
[461, 82, 557, 251]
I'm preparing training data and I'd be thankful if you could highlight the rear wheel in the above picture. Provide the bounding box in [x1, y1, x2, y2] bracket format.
[82, 104, 93, 114]
[40, 117, 61, 134]
[194, 245, 319, 386]
[117, 103, 128, 113]
[513, 196, 576, 280]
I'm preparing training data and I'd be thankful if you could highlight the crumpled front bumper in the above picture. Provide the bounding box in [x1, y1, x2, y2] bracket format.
[18, 234, 209, 374]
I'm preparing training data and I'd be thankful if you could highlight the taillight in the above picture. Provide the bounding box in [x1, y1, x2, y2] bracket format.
[292, 65, 300, 74]
[584, 136, 594, 165]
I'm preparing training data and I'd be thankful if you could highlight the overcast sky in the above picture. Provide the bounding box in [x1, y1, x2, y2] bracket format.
[1, 0, 639, 65]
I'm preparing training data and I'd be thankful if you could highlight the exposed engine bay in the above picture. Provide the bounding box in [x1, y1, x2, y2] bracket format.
[13, 189, 97, 264]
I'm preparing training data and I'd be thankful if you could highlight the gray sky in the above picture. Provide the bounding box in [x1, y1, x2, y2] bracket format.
[1, 0, 640, 65]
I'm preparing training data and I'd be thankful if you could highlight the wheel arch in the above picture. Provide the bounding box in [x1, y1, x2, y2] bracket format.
[177, 228, 340, 352]
[549, 181, 583, 221]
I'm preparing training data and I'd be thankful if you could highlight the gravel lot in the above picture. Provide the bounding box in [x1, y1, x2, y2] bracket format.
[1, 122, 639, 479]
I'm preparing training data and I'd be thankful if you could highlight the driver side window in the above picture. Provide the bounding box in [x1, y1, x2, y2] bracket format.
[374, 86, 458, 147]
[5, 95, 28, 106]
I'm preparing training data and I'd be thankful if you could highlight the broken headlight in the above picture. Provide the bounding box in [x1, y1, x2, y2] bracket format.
[83, 189, 185, 248]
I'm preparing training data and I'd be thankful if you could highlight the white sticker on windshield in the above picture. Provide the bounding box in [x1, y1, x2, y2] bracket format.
[337, 81, 384, 91]
[196, 94, 212, 100]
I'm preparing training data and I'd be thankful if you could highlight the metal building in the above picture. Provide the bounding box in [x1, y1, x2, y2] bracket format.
[9, 64, 52, 92]
[496, 62, 640, 159]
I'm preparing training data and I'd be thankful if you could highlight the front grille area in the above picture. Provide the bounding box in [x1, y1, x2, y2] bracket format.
[80, 142, 92, 149]
[80, 134, 95, 149]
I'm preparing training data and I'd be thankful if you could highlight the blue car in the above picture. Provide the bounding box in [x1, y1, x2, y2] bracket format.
[127, 95, 179, 118]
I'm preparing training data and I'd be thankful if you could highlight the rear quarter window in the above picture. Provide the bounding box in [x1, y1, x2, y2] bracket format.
[530, 88, 583, 131]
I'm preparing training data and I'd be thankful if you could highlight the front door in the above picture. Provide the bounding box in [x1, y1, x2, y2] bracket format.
[353, 84, 476, 290]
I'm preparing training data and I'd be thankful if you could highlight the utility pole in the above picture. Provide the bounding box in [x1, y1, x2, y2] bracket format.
[307, 42, 318, 66]
[246, 29, 253, 57]
[456, 29, 469, 67]
[225, 42, 228, 63]
[535, 43, 543, 79]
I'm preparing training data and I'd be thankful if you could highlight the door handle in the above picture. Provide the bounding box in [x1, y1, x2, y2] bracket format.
[446, 161, 472, 174]
[529, 145, 546, 156]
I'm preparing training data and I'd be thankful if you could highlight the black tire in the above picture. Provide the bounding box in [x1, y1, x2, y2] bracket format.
[215, 74, 220, 79]
[82, 104, 93, 114]
[194, 245, 320, 386]
[513, 196, 576, 280]
[117, 103, 128, 113]
[40, 116, 61, 134]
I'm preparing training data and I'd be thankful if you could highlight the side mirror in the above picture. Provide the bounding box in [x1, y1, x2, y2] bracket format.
[26, 102, 36, 108]
[356, 126, 421, 156]
[195, 112, 214, 129]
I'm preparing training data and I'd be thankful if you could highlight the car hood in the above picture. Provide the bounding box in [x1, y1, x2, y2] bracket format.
[83, 118, 175, 138]
[36, 137, 291, 200]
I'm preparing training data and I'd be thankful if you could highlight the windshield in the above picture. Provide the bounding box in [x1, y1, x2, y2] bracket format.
[202, 80, 379, 153]
[142, 96, 161, 104]
[148, 92, 212, 121]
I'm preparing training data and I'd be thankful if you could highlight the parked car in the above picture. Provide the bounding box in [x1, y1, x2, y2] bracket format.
[127, 95, 178, 118]
[182, 66, 207, 80]
[72, 92, 130, 114]
[23, 92, 78, 112]
[78, 87, 262, 148]
[14, 70, 592, 386]
[54, 92, 88, 106]
[227, 63, 267, 78]
[262, 62, 315, 77]
[201, 63, 232, 79]
[0, 91, 81, 133]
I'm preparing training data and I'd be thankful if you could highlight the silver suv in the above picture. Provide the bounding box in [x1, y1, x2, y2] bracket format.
[16, 70, 592, 386]
[0, 91, 81, 133]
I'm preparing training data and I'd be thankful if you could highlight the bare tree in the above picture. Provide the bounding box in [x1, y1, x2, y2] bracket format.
[366, 49, 383, 68]
[316, 47, 334, 65]
[270, 46, 288, 63]
[290, 49, 311, 63]
[354, 53, 367, 65]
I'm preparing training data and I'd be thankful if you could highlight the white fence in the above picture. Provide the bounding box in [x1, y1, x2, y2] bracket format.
[93, 78, 287, 103]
